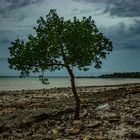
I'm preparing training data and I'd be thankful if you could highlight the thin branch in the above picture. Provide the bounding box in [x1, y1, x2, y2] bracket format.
[47, 63, 65, 67]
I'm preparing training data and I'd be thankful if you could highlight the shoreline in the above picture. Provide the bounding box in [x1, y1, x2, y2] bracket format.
[1, 77, 140, 91]
[0, 82, 140, 92]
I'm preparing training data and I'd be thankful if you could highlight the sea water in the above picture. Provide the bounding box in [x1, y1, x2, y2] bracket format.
[0, 77, 140, 91]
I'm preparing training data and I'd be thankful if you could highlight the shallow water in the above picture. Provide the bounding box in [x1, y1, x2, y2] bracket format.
[0, 77, 140, 91]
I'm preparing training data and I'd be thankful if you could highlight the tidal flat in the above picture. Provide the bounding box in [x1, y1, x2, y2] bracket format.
[0, 84, 140, 140]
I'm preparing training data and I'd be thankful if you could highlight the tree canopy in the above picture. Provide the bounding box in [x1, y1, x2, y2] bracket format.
[8, 9, 112, 76]
[8, 9, 112, 119]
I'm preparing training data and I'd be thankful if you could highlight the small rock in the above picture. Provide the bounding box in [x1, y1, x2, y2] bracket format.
[69, 127, 80, 135]
[16, 133, 23, 138]
[96, 103, 110, 110]
[109, 118, 120, 123]
[32, 134, 43, 138]
[56, 126, 65, 132]
[73, 120, 83, 126]
[87, 121, 101, 128]
[47, 130, 52, 135]
[51, 128, 58, 135]
[134, 121, 140, 127]
[82, 134, 94, 140]
[81, 109, 88, 117]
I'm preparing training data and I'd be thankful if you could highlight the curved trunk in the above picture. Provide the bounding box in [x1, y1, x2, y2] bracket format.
[67, 67, 80, 120]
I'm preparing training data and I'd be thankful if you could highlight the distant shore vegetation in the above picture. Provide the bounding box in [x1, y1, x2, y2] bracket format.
[99, 72, 140, 78]
[76, 72, 140, 78]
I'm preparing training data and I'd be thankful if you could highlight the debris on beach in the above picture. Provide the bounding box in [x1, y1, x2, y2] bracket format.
[0, 84, 140, 139]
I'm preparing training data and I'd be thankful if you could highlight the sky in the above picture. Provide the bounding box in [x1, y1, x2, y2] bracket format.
[0, 0, 140, 76]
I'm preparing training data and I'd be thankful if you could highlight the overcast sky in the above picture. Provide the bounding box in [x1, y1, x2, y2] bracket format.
[0, 0, 140, 76]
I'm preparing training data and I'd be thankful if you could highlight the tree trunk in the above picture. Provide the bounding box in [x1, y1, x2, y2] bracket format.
[67, 67, 80, 120]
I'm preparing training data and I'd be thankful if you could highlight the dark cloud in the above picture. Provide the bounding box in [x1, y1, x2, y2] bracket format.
[129, 20, 140, 35]
[104, 0, 140, 17]
[0, 0, 44, 9]
[74, 0, 140, 17]
[102, 20, 140, 50]
[0, 0, 44, 18]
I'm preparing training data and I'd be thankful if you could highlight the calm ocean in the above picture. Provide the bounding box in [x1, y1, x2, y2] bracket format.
[0, 77, 140, 91]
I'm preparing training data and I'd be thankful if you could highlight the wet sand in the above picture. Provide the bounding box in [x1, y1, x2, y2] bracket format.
[0, 83, 140, 139]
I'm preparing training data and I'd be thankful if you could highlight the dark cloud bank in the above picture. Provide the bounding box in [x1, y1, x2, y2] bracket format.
[75, 0, 140, 17]
[104, 20, 140, 50]
[0, 0, 43, 10]
[82, 0, 140, 50]
[0, 0, 44, 18]
[0, 0, 140, 50]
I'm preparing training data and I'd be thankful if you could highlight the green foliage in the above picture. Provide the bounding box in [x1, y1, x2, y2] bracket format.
[8, 9, 113, 119]
[8, 9, 112, 77]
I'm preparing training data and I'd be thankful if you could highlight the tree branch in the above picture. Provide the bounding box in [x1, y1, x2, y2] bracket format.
[47, 63, 65, 67]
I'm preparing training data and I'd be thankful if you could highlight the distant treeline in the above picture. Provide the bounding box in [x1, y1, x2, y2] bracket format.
[76, 76, 97, 78]
[99, 72, 140, 78]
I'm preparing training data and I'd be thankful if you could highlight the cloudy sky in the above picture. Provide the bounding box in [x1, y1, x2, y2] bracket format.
[0, 0, 140, 76]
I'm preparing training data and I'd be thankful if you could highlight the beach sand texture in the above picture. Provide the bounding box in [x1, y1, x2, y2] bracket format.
[0, 84, 140, 139]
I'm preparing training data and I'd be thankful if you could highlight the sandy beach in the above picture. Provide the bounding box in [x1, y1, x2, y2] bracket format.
[0, 83, 140, 140]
